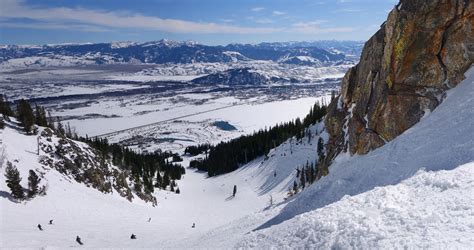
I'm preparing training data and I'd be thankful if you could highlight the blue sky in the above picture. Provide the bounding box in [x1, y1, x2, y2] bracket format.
[0, 0, 398, 45]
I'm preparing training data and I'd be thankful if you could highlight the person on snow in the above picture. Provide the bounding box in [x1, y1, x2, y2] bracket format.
[192, 223, 195, 228]
[233, 185, 237, 197]
[147, 217, 151, 222]
[49, 220, 53, 225]
[37, 224, 43, 231]
[76, 236, 83, 245]
[130, 234, 137, 239]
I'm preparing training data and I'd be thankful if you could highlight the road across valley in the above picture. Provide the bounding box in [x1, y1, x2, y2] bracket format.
[94, 103, 242, 138]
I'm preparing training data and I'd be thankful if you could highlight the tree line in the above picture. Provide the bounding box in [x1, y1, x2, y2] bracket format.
[80, 136, 185, 194]
[190, 102, 327, 176]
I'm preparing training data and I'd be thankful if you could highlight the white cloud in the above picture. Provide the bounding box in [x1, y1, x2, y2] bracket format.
[0, 0, 357, 37]
[251, 7, 265, 12]
[0, 0, 279, 34]
[220, 19, 234, 23]
[272, 11, 286, 16]
[255, 18, 274, 24]
[0, 21, 111, 32]
[335, 8, 363, 13]
[292, 20, 354, 34]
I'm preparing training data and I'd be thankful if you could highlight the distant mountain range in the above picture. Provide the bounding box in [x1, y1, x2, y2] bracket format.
[0, 40, 363, 67]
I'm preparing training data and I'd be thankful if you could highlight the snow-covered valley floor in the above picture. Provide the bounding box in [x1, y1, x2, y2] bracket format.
[0, 64, 339, 153]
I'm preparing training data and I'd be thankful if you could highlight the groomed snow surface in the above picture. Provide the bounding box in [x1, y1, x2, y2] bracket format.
[1, 67, 473, 248]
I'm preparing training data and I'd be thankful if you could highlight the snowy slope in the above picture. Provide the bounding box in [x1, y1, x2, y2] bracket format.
[236, 66, 474, 247]
[0, 120, 323, 248]
[239, 162, 474, 248]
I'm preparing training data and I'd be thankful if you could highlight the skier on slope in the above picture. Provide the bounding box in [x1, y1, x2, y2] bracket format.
[37, 224, 43, 231]
[76, 236, 83, 245]
[233, 185, 237, 197]
[131, 234, 137, 239]
[49, 220, 53, 225]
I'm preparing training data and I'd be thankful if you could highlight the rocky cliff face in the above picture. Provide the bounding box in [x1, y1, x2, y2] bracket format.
[321, 0, 473, 171]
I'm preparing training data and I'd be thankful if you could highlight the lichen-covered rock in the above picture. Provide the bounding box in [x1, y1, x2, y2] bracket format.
[322, 0, 473, 170]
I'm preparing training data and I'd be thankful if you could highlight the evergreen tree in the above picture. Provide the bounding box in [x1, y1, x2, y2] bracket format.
[331, 90, 336, 101]
[161, 174, 170, 190]
[16, 99, 35, 134]
[305, 161, 312, 184]
[47, 111, 55, 130]
[4, 162, 24, 200]
[300, 167, 306, 189]
[66, 122, 72, 138]
[34, 105, 48, 127]
[293, 180, 298, 194]
[56, 117, 65, 136]
[310, 162, 316, 183]
[317, 138, 325, 158]
[154, 172, 162, 188]
[27, 169, 41, 198]
[144, 175, 154, 194]
[133, 176, 142, 193]
[0, 95, 14, 117]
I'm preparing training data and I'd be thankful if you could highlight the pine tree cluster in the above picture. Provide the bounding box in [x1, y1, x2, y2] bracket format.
[191, 102, 327, 176]
[16, 99, 36, 134]
[287, 161, 319, 197]
[4, 162, 25, 200]
[184, 144, 211, 156]
[4, 162, 43, 200]
[298, 161, 318, 189]
[0, 95, 57, 134]
[79, 136, 185, 193]
[0, 94, 14, 117]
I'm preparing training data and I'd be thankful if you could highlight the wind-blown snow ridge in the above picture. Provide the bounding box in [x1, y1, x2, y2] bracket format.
[239, 162, 474, 248]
